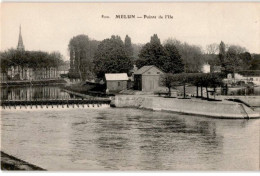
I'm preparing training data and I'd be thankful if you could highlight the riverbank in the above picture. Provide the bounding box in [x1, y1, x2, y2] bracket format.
[112, 95, 260, 119]
[1, 151, 45, 171]
[63, 82, 114, 97]
[0, 79, 67, 87]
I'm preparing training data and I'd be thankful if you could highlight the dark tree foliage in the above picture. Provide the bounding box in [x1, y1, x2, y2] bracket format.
[164, 38, 204, 73]
[162, 44, 184, 73]
[150, 34, 161, 44]
[224, 47, 244, 74]
[160, 72, 224, 99]
[218, 41, 253, 75]
[93, 35, 133, 78]
[239, 52, 253, 70]
[136, 34, 165, 69]
[218, 41, 226, 68]
[0, 49, 64, 73]
[160, 73, 179, 97]
[68, 34, 99, 80]
[132, 43, 143, 61]
[124, 35, 134, 57]
[250, 54, 260, 70]
[137, 34, 184, 73]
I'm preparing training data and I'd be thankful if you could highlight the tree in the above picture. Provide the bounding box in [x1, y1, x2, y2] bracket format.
[161, 73, 190, 98]
[93, 35, 133, 78]
[160, 73, 178, 97]
[206, 43, 219, 55]
[0, 49, 64, 80]
[218, 42, 250, 75]
[68, 34, 99, 81]
[164, 38, 204, 73]
[150, 34, 161, 44]
[205, 43, 220, 68]
[124, 35, 133, 57]
[132, 43, 143, 61]
[162, 44, 184, 73]
[239, 52, 253, 70]
[136, 34, 165, 69]
[223, 45, 248, 76]
[136, 35, 184, 74]
[218, 41, 226, 70]
[250, 54, 260, 70]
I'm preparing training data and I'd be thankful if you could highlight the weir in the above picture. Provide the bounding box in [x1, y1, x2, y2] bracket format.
[0, 98, 111, 109]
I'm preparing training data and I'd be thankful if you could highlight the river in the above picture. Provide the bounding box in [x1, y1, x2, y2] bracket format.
[1, 86, 259, 170]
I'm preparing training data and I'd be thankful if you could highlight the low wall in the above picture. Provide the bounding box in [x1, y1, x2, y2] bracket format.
[114, 95, 260, 119]
[235, 96, 260, 107]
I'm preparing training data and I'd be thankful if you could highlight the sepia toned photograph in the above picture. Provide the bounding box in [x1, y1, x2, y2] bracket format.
[0, 2, 260, 171]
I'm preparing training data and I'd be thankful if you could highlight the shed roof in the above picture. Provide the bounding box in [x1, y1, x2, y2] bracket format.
[105, 73, 128, 81]
[134, 65, 163, 75]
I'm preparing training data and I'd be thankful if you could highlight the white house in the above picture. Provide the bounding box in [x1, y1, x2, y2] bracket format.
[201, 63, 210, 73]
[226, 72, 260, 86]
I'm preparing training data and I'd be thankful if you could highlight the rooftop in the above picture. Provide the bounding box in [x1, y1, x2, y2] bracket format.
[105, 73, 128, 81]
[134, 65, 163, 75]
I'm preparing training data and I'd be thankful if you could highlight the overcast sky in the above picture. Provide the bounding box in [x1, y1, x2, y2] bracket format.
[1, 2, 260, 60]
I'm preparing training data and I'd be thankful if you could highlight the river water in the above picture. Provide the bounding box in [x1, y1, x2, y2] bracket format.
[1, 86, 259, 170]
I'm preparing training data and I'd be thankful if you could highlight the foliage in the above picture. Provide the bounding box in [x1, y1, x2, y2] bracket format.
[124, 35, 134, 57]
[68, 34, 99, 80]
[238, 70, 260, 77]
[218, 41, 226, 67]
[136, 34, 165, 69]
[136, 35, 184, 74]
[0, 49, 64, 73]
[93, 35, 133, 78]
[239, 52, 252, 69]
[160, 72, 224, 98]
[160, 73, 179, 96]
[250, 54, 260, 70]
[132, 43, 143, 61]
[218, 41, 253, 75]
[206, 43, 219, 54]
[164, 38, 204, 73]
[162, 44, 184, 73]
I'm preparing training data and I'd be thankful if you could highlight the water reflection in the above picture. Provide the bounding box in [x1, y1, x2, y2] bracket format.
[1, 107, 259, 170]
[1, 85, 72, 101]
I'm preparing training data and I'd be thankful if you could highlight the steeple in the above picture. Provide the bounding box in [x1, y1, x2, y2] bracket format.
[17, 25, 25, 51]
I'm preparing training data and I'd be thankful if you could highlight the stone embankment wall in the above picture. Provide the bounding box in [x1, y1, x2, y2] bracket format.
[113, 95, 260, 119]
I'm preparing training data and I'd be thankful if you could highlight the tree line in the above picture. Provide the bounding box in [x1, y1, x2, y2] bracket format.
[0, 49, 64, 73]
[160, 72, 225, 99]
[68, 33, 258, 82]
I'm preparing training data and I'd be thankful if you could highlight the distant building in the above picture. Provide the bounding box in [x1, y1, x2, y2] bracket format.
[105, 73, 129, 92]
[58, 60, 70, 75]
[17, 25, 25, 51]
[226, 71, 260, 86]
[201, 63, 210, 73]
[210, 66, 222, 73]
[134, 65, 164, 92]
[1, 26, 60, 82]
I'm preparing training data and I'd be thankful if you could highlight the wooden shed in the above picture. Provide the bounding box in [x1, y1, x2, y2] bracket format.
[134, 65, 164, 92]
[105, 73, 128, 92]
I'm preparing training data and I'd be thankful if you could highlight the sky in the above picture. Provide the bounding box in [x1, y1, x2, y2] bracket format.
[1, 2, 260, 60]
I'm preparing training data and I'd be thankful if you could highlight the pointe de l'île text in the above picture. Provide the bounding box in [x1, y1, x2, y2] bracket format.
[101, 14, 174, 19]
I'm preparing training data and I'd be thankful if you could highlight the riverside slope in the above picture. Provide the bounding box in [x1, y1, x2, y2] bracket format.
[112, 95, 260, 119]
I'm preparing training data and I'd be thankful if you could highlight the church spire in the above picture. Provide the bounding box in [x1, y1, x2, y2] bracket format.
[17, 25, 25, 51]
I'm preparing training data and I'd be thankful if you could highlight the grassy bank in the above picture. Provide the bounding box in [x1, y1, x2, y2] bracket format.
[63, 82, 113, 97]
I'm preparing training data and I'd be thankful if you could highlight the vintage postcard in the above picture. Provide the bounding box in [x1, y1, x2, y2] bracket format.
[0, 2, 260, 171]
